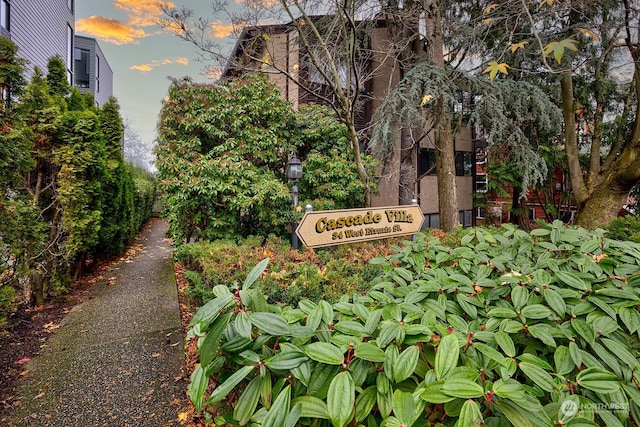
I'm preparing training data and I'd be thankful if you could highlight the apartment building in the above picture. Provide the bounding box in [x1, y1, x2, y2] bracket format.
[1, 0, 75, 80]
[74, 35, 113, 107]
[223, 19, 476, 227]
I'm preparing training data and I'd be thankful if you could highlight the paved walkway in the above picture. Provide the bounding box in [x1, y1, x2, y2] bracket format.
[7, 219, 185, 426]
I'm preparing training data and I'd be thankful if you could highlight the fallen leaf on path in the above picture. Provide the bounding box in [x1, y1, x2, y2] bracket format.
[15, 358, 31, 365]
[43, 322, 60, 332]
[34, 391, 46, 399]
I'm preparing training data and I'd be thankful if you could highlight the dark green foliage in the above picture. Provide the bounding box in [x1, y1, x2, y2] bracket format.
[46, 55, 70, 99]
[55, 110, 106, 274]
[156, 75, 294, 242]
[174, 236, 384, 305]
[95, 98, 136, 258]
[129, 165, 156, 232]
[606, 215, 640, 243]
[188, 222, 640, 425]
[0, 37, 27, 109]
[155, 76, 377, 243]
[295, 104, 378, 210]
[0, 45, 156, 315]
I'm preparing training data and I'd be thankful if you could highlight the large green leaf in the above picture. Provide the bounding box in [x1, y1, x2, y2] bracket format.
[494, 331, 516, 357]
[354, 342, 387, 362]
[556, 271, 590, 291]
[576, 367, 620, 394]
[250, 312, 291, 336]
[199, 313, 231, 367]
[262, 385, 291, 427]
[189, 293, 234, 327]
[474, 342, 507, 365]
[355, 386, 377, 422]
[435, 333, 459, 380]
[571, 318, 595, 346]
[544, 288, 566, 316]
[457, 399, 483, 427]
[305, 342, 345, 365]
[420, 380, 455, 403]
[243, 259, 269, 290]
[292, 396, 330, 419]
[233, 375, 262, 425]
[441, 378, 485, 398]
[392, 390, 415, 426]
[327, 371, 355, 427]
[519, 361, 555, 392]
[188, 364, 209, 412]
[492, 378, 526, 401]
[494, 400, 533, 427]
[394, 345, 420, 382]
[207, 365, 255, 404]
[266, 349, 308, 371]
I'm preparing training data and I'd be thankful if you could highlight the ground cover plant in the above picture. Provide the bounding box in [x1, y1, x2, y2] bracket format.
[186, 221, 640, 426]
[174, 236, 392, 305]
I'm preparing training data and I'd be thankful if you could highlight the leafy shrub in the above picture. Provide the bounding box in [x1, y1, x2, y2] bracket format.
[0, 284, 16, 326]
[174, 236, 386, 305]
[187, 221, 640, 426]
[606, 215, 640, 243]
[155, 77, 377, 243]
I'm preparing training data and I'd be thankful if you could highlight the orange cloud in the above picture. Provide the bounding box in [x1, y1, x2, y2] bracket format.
[77, 0, 175, 45]
[114, 0, 175, 27]
[130, 64, 153, 72]
[76, 16, 147, 45]
[209, 21, 235, 39]
[130, 57, 190, 72]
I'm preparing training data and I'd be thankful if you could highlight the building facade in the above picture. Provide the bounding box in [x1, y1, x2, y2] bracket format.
[74, 35, 113, 107]
[1, 0, 75, 80]
[224, 20, 476, 228]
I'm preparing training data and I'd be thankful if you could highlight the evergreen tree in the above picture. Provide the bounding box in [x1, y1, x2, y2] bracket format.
[46, 55, 70, 99]
[0, 37, 27, 109]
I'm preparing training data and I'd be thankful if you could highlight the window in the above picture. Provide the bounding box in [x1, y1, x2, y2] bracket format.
[455, 151, 472, 176]
[421, 149, 472, 177]
[1, 0, 9, 30]
[95, 54, 100, 92]
[419, 148, 437, 176]
[423, 213, 440, 229]
[74, 48, 90, 88]
[66, 25, 73, 83]
[476, 174, 487, 193]
[459, 210, 473, 227]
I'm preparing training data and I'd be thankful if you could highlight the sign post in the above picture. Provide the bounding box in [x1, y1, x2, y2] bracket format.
[295, 205, 424, 248]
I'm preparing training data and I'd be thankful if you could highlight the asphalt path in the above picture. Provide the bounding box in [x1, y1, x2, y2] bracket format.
[6, 219, 185, 426]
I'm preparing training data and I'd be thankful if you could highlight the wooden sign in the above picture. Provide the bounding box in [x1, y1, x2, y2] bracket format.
[295, 205, 424, 248]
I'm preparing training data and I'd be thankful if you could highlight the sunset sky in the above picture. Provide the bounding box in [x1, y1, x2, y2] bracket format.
[75, 0, 238, 157]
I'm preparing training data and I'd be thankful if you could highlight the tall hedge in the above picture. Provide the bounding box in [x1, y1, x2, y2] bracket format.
[0, 38, 156, 311]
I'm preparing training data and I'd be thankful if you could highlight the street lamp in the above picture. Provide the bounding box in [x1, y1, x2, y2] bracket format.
[286, 154, 303, 249]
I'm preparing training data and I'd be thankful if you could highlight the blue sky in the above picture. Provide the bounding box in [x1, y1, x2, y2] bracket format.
[75, 0, 236, 150]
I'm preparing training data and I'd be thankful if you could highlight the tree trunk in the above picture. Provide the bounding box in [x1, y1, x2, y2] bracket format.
[425, 0, 458, 231]
[434, 104, 458, 231]
[574, 177, 630, 229]
[347, 120, 371, 207]
[399, 127, 416, 205]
